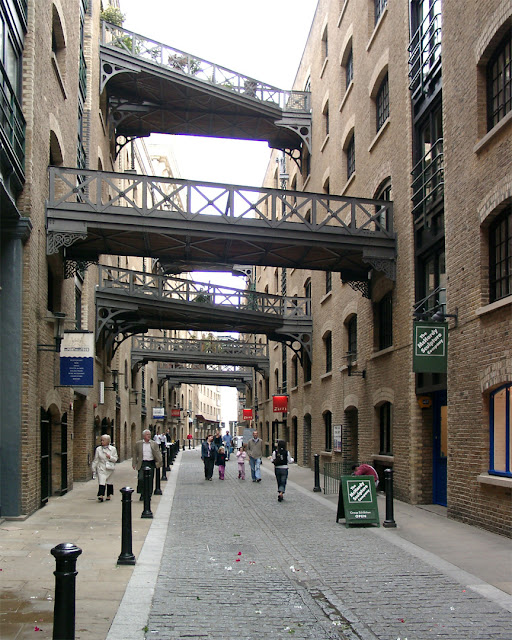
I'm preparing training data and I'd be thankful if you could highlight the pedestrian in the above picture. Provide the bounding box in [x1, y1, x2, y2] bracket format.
[91, 434, 118, 502]
[201, 434, 216, 481]
[270, 439, 294, 502]
[246, 430, 263, 482]
[216, 445, 227, 480]
[236, 445, 247, 479]
[222, 429, 233, 460]
[132, 429, 163, 500]
[352, 463, 379, 488]
[213, 429, 223, 448]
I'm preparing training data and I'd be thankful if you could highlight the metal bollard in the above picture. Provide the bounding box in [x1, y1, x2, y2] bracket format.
[165, 447, 171, 471]
[313, 454, 322, 492]
[51, 542, 82, 640]
[117, 487, 136, 565]
[383, 468, 397, 528]
[161, 450, 168, 481]
[154, 461, 162, 495]
[188, 439, 191, 449]
[141, 465, 153, 518]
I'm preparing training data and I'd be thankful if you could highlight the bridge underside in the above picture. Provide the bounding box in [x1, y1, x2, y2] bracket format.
[132, 348, 269, 374]
[157, 367, 251, 388]
[101, 47, 309, 149]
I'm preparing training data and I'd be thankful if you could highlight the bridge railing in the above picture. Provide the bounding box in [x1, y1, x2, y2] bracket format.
[132, 335, 268, 358]
[101, 21, 310, 113]
[48, 167, 394, 237]
[98, 265, 310, 319]
[158, 362, 252, 373]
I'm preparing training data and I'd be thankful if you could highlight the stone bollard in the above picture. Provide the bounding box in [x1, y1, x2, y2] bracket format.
[141, 466, 153, 519]
[51, 542, 82, 640]
[383, 468, 397, 528]
[313, 454, 322, 492]
[117, 487, 136, 565]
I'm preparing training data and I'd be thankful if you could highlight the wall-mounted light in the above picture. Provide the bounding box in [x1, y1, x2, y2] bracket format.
[431, 308, 458, 326]
[346, 351, 366, 378]
[130, 389, 140, 405]
[38, 312, 66, 352]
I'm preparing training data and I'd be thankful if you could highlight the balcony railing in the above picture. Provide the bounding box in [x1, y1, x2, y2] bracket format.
[98, 265, 311, 319]
[0, 66, 25, 177]
[79, 50, 87, 100]
[408, 2, 442, 96]
[101, 21, 310, 113]
[411, 138, 444, 221]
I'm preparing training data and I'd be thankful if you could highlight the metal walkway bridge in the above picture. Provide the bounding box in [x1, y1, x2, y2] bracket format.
[96, 265, 311, 356]
[100, 21, 311, 151]
[47, 168, 396, 284]
[131, 335, 269, 374]
[157, 363, 252, 389]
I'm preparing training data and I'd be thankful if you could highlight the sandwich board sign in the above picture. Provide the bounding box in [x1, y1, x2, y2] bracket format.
[336, 475, 380, 527]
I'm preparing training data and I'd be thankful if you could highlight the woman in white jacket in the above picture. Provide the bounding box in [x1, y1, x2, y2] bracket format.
[91, 434, 118, 502]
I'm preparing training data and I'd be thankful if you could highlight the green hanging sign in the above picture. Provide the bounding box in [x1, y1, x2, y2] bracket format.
[413, 321, 448, 373]
[336, 476, 380, 527]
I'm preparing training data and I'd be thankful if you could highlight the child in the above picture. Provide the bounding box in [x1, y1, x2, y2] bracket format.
[216, 446, 227, 480]
[236, 446, 247, 480]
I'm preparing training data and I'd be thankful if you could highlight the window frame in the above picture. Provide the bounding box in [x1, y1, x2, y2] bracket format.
[345, 46, 353, 89]
[347, 315, 357, 359]
[379, 402, 392, 455]
[346, 133, 355, 180]
[376, 73, 389, 132]
[374, 0, 388, 25]
[324, 331, 332, 374]
[489, 206, 512, 303]
[487, 28, 512, 131]
[489, 383, 512, 477]
[324, 410, 332, 452]
[376, 292, 393, 350]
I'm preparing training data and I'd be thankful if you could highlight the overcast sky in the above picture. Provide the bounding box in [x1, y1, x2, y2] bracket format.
[119, 0, 318, 424]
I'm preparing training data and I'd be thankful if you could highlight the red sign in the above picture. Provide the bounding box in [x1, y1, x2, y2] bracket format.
[171, 408, 181, 417]
[242, 409, 253, 420]
[273, 395, 288, 412]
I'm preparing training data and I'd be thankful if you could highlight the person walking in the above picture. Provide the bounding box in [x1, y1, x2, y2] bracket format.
[132, 429, 163, 499]
[215, 446, 227, 480]
[236, 446, 247, 479]
[201, 434, 216, 481]
[270, 439, 294, 501]
[91, 434, 118, 502]
[352, 463, 380, 488]
[246, 430, 263, 482]
[222, 429, 233, 460]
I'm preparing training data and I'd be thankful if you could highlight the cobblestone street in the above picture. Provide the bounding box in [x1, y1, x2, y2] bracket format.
[140, 452, 512, 640]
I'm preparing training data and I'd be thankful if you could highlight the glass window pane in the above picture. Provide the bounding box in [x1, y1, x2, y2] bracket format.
[493, 388, 507, 471]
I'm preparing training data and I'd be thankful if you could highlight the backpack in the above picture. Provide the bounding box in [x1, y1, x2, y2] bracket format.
[273, 449, 287, 466]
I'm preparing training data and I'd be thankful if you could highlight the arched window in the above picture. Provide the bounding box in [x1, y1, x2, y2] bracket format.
[378, 402, 392, 455]
[324, 411, 332, 452]
[487, 28, 512, 130]
[489, 205, 512, 302]
[489, 383, 512, 477]
[323, 331, 332, 373]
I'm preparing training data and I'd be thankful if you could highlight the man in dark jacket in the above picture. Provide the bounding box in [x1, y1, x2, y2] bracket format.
[201, 434, 217, 481]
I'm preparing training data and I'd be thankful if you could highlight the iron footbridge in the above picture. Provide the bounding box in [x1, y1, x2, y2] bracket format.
[157, 363, 252, 390]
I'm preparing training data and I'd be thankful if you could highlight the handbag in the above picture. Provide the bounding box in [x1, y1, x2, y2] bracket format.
[105, 458, 115, 470]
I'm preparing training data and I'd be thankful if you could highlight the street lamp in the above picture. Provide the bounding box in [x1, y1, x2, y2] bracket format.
[38, 312, 66, 352]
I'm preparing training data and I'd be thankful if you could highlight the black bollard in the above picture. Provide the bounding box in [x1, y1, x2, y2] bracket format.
[313, 454, 322, 492]
[117, 487, 136, 565]
[161, 450, 168, 481]
[51, 542, 82, 640]
[141, 466, 153, 518]
[383, 468, 397, 528]
[154, 462, 162, 495]
[188, 439, 191, 449]
[165, 446, 171, 471]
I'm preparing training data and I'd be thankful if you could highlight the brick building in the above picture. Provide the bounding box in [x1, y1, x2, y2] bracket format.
[253, 0, 511, 537]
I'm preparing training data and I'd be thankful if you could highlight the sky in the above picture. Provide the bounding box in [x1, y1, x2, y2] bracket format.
[119, 0, 318, 424]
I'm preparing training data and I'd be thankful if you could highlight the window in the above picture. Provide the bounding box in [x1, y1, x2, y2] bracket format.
[374, 0, 388, 25]
[292, 356, 298, 387]
[346, 47, 353, 89]
[489, 206, 512, 302]
[487, 28, 512, 130]
[490, 384, 512, 477]
[324, 332, 332, 373]
[323, 101, 329, 137]
[379, 402, 392, 455]
[302, 348, 312, 383]
[346, 134, 355, 180]
[375, 179, 391, 231]
[322, 26, 328, 60]
[324, 411, 332, 451]
[75, 285, 82, 329]
[376, 73, 389, 131]
[347, 315, 357, 358]
[376, 292, 393, 350]
[325, 271, 332, 293]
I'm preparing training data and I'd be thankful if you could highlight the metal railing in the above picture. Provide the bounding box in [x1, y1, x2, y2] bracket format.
[411, 138, 444, 221]
[48, 167, 394, 237]
[408, 2, 442, 95]
[323, 461, 357, 494]
[132, 335, 268, 358]
[0, 66, 25, 175]
[101, 21, 310, 112]
[98, 265, 311, 318]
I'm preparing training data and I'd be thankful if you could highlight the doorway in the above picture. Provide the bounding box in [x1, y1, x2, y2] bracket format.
[40, 408, 52, 507]
[432, 390, 447, 505]
[60, 412, 68, 495]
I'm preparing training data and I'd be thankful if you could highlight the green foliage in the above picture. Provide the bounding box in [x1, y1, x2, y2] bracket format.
[100, 5, 125, 26]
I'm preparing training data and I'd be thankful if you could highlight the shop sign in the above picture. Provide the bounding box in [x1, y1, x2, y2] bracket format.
[242, 408, 253, 420]
[413, 321, 448, 373]
[333, 425, 342, 452]
[336, 476, 380, 527]
[153, 407, 165, 420]
[60, 331, 94, 387]
[171, 408, 181, 417]
[272, 395, 288, 412]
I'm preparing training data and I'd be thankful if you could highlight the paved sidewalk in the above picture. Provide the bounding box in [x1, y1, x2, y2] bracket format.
[1, 450, 511, 639]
